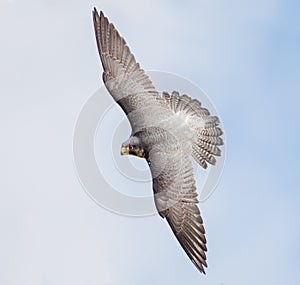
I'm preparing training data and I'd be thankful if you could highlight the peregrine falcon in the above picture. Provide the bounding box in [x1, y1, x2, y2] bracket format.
[93, 8, 223, 274]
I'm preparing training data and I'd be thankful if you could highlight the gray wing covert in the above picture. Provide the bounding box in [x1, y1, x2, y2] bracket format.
[93, 9, 167, 130]
[149, 145, 207, 273]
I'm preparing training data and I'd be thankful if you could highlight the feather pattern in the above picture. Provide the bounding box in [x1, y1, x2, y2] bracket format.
[93, 9, 224, 274]
[147, 134, 208, 273]
[93, 9, 169, 133]
[163, 91, 224, 169]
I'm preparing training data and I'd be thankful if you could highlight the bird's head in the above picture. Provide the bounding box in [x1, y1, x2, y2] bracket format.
[121, 136, 145, 158]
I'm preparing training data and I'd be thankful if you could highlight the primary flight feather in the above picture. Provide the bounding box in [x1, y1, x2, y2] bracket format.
[93, 8, 223, 274]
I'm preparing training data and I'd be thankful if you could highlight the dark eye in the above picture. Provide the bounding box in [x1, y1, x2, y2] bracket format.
[129, 145, 133, 150]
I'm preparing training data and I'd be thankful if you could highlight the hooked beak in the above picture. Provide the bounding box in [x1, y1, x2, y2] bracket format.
[121, 146, 129, 155]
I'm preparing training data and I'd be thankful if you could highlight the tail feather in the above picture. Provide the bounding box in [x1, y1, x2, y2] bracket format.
[196, 140, 221, 156]
[198, 135, 224, 146]
[177, 94, 191, 113]
[163, 90, 224, 169]
[200, 126, 223, 137]
[171, 91, 180, 111]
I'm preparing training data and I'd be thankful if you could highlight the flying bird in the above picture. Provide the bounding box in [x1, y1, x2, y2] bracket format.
[92, 8, 223, 274]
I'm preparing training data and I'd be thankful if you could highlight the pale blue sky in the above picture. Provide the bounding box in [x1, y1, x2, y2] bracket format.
[0, 0, 299, 284]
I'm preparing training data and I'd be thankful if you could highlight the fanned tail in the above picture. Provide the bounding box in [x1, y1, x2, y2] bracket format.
[163, 91, 224, 169]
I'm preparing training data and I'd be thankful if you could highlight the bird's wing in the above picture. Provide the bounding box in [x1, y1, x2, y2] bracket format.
[93, 9, 167, 130]
[148, 143, 207, 273]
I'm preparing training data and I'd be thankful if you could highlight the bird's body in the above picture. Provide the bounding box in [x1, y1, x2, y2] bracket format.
[93, 8, 223, 274]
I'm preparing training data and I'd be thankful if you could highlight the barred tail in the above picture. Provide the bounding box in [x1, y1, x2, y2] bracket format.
[163, 91, 224, 169]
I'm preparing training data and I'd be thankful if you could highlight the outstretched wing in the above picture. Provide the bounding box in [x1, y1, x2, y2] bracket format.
[93, 9, 167, 131]
[148, 144, 207, 273]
